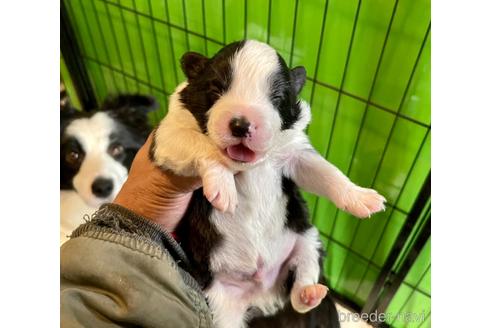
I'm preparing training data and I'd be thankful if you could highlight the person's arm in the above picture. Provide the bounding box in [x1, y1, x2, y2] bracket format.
[113, 131, 202, 232]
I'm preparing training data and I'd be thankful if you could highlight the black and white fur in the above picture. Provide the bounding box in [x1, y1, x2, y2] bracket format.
[151, 40, 385, 328]
[60, 95, 156, 244]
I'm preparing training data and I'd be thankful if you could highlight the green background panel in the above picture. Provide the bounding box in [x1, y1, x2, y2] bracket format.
[370, 0, 431, 110]
[343, 0, 396, 100]
[269, 0, 296, 60]
[316, 0, 360, 88]
[61, 54, 82, 110]
[224, 0, 245, 42]
[386, 238, 431, 327]
[245, 0, 269, 43]
[61, 0, 431, 325]
[290, 0, 326, 72]
[352, 265, 380, 305]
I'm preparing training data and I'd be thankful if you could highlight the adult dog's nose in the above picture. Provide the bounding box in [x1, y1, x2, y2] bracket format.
[91, 177, 114, 198]
[229, 116, 251, 138]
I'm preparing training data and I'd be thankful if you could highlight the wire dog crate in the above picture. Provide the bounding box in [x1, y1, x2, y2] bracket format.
[61, 0, 431, 326]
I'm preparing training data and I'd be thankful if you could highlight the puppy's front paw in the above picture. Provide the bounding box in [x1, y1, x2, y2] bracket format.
[291, 284, 328, 313]
[202, 164, 238, 214]
[340, 186, 386, 218]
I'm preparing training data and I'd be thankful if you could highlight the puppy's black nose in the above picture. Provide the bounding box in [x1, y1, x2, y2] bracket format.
[229, 116, 250, 138]
[91, 177, 113, 198]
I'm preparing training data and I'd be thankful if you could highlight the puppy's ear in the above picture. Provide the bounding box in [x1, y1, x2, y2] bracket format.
[181, 52, 208, 80]
[290, 66, 306, 95]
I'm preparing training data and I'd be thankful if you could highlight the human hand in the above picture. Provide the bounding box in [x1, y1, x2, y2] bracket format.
[113, 132, 201, 232]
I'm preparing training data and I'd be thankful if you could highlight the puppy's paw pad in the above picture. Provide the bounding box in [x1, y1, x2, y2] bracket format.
[343, 187, 386, 218]
[291, 284, 328, 313]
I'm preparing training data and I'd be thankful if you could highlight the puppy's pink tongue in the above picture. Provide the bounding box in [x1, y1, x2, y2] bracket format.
[226, 144, 256, 163]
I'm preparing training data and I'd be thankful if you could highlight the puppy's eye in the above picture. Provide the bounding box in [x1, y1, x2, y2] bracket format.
[109, 143, 124, 158]
[66, 151, 81, 165]
[210, 80, 223, 95]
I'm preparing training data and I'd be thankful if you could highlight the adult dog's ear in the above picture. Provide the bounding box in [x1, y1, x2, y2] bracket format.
[181, 52, 208, 80]
[101, 94, 158, 113]
[103, 94, 158, 141]
[60, 102, 77, 117]
[60, 84, 77, 116]
[60, 86, 81, 133]
[290, 66, 306, 95]
[60, 82, 71, 112]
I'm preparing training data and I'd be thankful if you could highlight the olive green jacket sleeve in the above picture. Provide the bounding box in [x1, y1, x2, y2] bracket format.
[60, 204, 213, 328]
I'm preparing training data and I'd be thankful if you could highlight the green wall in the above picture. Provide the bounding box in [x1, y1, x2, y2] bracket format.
[62, 0, 431, 326]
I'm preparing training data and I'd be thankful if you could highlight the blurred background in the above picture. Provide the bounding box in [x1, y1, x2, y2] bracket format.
[61, 0, 431, 326]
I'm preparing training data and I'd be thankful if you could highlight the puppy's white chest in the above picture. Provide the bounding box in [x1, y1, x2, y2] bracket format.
[209, 163, 295, 287]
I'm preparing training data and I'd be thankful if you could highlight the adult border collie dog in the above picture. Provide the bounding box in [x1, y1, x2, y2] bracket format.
[151, 40, 386, 328]
[60, 95, 156, 244]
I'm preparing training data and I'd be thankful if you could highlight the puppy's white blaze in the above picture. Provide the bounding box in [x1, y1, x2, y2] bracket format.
[65, 112, 127, 206]
[229, 40, 279, 103]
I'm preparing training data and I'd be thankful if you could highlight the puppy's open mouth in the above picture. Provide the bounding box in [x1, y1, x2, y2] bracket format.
[226, 144, 256, 163]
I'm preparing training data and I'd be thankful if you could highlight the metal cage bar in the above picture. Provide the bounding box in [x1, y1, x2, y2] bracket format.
[335, 21, 431, 295]
[60, 0, 97, 110]
[362, 172, 431, 315]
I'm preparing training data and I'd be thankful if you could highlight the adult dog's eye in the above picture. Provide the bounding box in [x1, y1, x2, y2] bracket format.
[109, 143, 124, 158]
[66, 151, 81, 165]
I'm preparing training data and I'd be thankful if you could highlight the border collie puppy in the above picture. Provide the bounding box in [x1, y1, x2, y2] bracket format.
[60, 95, 156, 244]
[151, 40, 385, 328]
